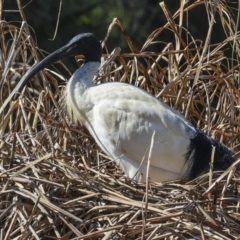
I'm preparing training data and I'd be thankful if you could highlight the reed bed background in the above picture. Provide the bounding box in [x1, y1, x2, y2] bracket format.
[1, 0, 240, 239]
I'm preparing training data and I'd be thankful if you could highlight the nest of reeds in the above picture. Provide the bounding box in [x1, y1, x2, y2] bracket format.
[1, 1, 240, 239]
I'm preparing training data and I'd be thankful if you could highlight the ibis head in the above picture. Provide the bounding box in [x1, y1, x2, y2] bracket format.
[14, 33, 102, 100]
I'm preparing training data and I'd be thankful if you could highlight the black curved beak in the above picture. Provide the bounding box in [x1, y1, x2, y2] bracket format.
[13, 43, 78, 100]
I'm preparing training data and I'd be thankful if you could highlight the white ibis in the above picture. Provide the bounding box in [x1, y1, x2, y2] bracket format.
[13, 33, 234, 182]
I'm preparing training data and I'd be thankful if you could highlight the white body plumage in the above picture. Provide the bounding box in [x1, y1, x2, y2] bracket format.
[65, 62, 197, 182]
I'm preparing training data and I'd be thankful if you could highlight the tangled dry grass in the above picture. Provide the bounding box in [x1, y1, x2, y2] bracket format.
[1, 0, 240, 239]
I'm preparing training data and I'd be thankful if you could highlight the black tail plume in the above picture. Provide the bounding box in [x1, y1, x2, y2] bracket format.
[185, 130, 234, 180]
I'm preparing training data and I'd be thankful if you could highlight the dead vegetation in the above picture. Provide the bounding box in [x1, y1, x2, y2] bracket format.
[1, 0, 240, 239]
